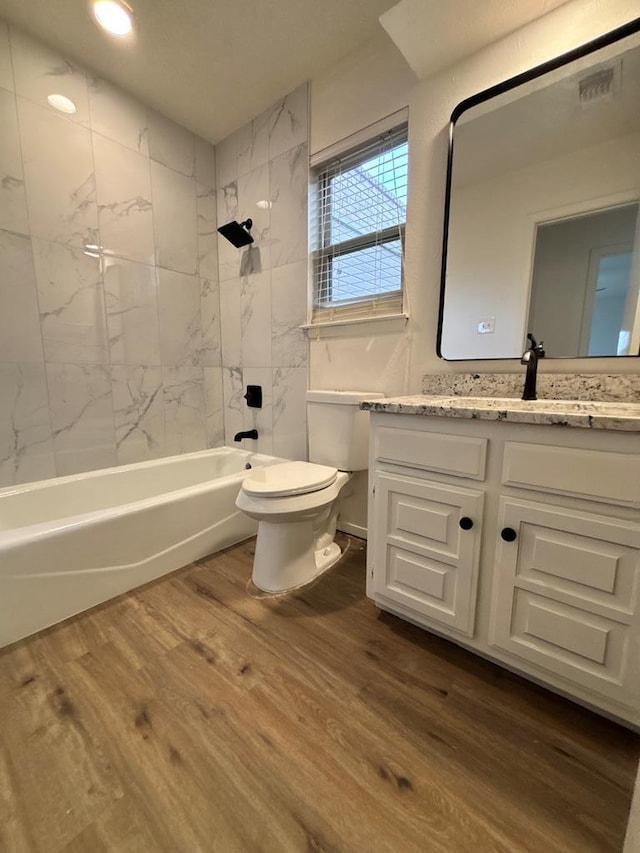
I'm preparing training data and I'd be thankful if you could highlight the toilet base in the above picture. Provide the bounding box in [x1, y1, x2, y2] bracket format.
[251, 519, 342, 593]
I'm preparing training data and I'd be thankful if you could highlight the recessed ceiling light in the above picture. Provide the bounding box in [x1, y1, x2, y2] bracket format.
[47, 94, 77, 114]
[256, 200, 272, 209]
[93, 0, 133, 37]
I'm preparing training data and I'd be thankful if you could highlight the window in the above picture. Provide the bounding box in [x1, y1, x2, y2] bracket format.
[311, 122, 408, 323]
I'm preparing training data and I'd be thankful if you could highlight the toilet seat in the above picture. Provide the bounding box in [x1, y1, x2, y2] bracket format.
[242, 461, 338, 498]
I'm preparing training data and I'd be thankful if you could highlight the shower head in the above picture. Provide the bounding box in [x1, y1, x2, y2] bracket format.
[217, 218, 254, 248]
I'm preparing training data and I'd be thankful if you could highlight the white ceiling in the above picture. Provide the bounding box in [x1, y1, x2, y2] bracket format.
[0, 0, 395, 142]
[380, 0, 575, 80]
[0, 0, 582, 144]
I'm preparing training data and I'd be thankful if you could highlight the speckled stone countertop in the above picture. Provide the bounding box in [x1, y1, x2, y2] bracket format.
[361, 374, 640, 431]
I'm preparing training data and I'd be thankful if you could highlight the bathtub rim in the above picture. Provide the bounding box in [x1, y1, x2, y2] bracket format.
[0, 446, 287, 543]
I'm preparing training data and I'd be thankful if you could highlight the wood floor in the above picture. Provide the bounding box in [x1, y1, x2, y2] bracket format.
[0, 535, 638, 853]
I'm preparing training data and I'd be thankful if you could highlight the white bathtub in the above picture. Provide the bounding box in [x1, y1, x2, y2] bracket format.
[0, 447, 284, 649]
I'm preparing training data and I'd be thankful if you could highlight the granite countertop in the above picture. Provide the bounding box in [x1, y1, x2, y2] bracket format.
[360, 394, 640, 431]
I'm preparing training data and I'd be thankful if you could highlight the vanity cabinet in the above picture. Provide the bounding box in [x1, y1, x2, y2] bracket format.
[367, 412, 640, 726]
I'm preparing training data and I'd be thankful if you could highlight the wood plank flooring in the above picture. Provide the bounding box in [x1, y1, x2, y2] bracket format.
[0, 534, 638, 853]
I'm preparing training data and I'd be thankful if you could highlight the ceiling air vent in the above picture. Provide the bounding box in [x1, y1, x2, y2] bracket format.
[578, 67, 615, 103]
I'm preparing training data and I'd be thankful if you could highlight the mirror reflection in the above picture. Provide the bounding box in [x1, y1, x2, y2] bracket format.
[439, 29, 640, 360]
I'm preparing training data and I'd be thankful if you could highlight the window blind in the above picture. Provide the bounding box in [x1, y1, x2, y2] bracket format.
[311, 124, 408, 323]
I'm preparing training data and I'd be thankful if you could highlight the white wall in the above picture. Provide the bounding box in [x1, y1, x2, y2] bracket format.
[310, 31, 416, 156]
[309, 32, 416, 536]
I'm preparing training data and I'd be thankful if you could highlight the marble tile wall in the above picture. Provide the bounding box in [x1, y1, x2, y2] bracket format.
[0, 21, 223, 486]
[215, 83, 309, 460]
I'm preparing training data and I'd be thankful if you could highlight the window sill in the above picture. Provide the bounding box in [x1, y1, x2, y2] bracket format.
[300, 312, 409, 337]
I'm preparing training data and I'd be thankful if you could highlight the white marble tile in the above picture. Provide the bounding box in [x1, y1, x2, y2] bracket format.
[0, 363, 55, 486]
[162, 366, 206, 454]
[111, 364, 165, 464]
[88, 75, 148, 155]
[204, 366, 225, 448]
[195, 136, 216, 188]
[219, 279, 242, 367]
[271, 260, 308, 368]
[240, 271, 272, 368]
[238, 245, 264, 278]
[157, 268, 202, 367]
[270, 143, 308, 268]
[201, 277, 222, 367]
[151, 160, 198, 275]
[268, 84, 308, 160]
[18, 97, 98, 248]
[0, 230, 43, 363]
[47, 363, 116, 476]
[272, 366, 308, 461]
[237, 162, 270, 271]
[104, 257, 160, 365]
[148, 109, 195, 177]
[10, 26, 90, 126]
[242, 366, 273, 455]
[197, 182, 218, 279]
[236, 122, 251, 178]
[249, 109, 270, 171]
[32, 238, 108, 365]
[215, 131, 237, 188]
[222, 365, 244, 445]
[0, 87, 29, 235]
[0, 20, 13, 91]
[216, 180, 240, 281]
[93, 132, 155, 266]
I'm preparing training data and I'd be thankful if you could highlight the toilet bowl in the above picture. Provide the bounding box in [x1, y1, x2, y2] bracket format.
[235, 390, 382, 593]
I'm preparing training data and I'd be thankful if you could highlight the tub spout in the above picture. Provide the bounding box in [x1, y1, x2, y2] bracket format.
[234, 429, 258, 441]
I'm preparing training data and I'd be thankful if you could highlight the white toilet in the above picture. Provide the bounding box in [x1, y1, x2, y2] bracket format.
[235, 390, 382, 593]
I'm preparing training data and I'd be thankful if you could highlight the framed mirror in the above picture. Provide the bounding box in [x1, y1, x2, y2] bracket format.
[438, 18, 640, 360]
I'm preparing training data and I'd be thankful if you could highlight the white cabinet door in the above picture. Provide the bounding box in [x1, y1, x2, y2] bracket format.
[371, 472, 484, 636]
[490, 497, 640, 708]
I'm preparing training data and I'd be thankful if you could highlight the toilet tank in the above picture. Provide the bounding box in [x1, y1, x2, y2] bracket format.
[306, 390, 384, 471]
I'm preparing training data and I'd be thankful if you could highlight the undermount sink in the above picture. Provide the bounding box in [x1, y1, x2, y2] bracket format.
[427, 396, 640, 418]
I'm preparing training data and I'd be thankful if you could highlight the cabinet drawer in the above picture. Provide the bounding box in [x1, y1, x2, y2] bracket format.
[502, 442, 640, 505]
[375, 427, 487, 480]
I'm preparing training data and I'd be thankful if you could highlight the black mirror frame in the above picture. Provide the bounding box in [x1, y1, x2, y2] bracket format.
[436, 15, 640, 361]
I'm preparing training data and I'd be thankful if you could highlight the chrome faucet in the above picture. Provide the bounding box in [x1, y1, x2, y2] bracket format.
[521, 333, 545, 401]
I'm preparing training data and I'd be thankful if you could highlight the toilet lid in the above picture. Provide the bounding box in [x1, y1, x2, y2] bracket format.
[243, 461, 338, 497]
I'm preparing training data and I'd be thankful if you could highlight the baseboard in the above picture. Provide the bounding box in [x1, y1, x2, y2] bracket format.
[338, 521, 367, 541]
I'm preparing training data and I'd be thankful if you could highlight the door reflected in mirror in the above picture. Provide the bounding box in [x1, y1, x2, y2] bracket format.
[439, 22, 640, 360]
[529, 203, 638, 357]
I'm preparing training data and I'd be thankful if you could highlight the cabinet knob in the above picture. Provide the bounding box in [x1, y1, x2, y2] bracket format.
[459, 516, 474, 530]
[501, 527, 517, 542]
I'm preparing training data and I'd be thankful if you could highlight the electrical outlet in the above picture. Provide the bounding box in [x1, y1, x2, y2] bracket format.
[477, 317, 495, 334]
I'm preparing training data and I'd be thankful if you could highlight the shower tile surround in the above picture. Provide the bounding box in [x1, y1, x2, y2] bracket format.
[216, 83, 309, 459]
[0, 20, 310, 486]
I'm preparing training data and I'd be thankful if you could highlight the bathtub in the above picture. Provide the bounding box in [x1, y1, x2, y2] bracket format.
[0, 447, 284, 649]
